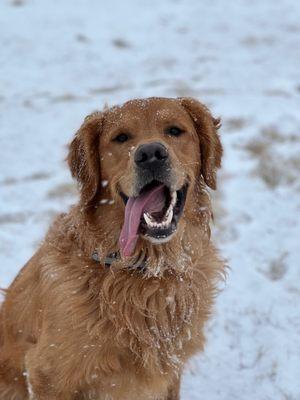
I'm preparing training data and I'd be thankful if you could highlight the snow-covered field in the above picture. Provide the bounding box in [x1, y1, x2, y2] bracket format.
[1, 0, 299, 398]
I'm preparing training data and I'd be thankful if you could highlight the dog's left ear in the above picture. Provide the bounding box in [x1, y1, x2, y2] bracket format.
[67, 111, 103, 207]
[179, 97, 222, 190]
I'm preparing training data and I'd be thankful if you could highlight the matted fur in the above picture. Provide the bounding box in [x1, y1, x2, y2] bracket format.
[0, 97, 225, 400]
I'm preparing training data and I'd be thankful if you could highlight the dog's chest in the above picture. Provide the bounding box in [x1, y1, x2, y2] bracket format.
[96, 281, 198, 372]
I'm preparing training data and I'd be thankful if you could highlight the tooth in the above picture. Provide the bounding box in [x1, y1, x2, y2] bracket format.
[165, 208, 173, 225]
[165, 202, 173, 217]
[171, 191, 177, 206]
[144, 213, 153, 226]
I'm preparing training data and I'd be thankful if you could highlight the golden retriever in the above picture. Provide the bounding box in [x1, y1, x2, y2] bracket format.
[0, 97, 224, 400]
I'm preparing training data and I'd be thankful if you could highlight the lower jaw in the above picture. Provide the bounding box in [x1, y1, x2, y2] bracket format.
[139, 219, 177, 243]
[142, 231, 176, 244]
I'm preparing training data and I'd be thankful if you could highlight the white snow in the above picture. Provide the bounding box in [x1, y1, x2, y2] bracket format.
[0, 0, 299, 399]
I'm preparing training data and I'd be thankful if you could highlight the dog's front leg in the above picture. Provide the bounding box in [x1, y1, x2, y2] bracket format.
[24, 372, 72, 400]
[25, 350, 76, 400]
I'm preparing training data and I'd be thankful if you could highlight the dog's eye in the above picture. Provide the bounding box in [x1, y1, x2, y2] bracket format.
[165, 126, 184, 137]
[113, 133, 130, 143]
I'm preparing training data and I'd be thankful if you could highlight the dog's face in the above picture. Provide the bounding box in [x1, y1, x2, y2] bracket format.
[68, 97, 222, 257]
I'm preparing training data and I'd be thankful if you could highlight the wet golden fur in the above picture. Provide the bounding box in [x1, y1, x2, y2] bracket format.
[0, 97, 224, 399]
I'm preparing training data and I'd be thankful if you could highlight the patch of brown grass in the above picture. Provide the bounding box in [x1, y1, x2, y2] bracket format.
[243, 125, 300, 188]
[47, 183, 77, 199]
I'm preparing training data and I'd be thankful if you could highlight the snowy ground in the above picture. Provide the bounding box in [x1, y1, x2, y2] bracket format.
[1, 0, 300, 398]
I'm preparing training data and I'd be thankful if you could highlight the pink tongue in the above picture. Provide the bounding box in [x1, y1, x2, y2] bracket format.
[119, 185, 165, 257]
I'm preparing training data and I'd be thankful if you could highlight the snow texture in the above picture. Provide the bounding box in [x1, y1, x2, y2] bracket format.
[0, 0, 299, 399]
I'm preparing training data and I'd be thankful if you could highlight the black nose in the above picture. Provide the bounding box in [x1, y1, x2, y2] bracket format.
[134, 142, 169, 170]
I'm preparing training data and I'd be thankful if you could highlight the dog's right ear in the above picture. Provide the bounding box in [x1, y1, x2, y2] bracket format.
[67, 111, 103, 208]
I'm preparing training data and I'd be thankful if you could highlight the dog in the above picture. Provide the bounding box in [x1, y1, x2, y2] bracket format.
[0, 97, 224, 400]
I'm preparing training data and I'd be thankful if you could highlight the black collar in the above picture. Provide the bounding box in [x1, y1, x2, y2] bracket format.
[91, 250, 119, 268]
[91, 250, 147, 272]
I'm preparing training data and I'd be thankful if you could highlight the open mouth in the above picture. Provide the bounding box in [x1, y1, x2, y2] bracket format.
[119, 180, 188, 257]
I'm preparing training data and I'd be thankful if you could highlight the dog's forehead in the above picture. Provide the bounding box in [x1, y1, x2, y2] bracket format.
[104, 98, 190, 129]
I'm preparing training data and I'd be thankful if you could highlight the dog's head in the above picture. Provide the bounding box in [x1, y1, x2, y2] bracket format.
[68, 97, 222, 258]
